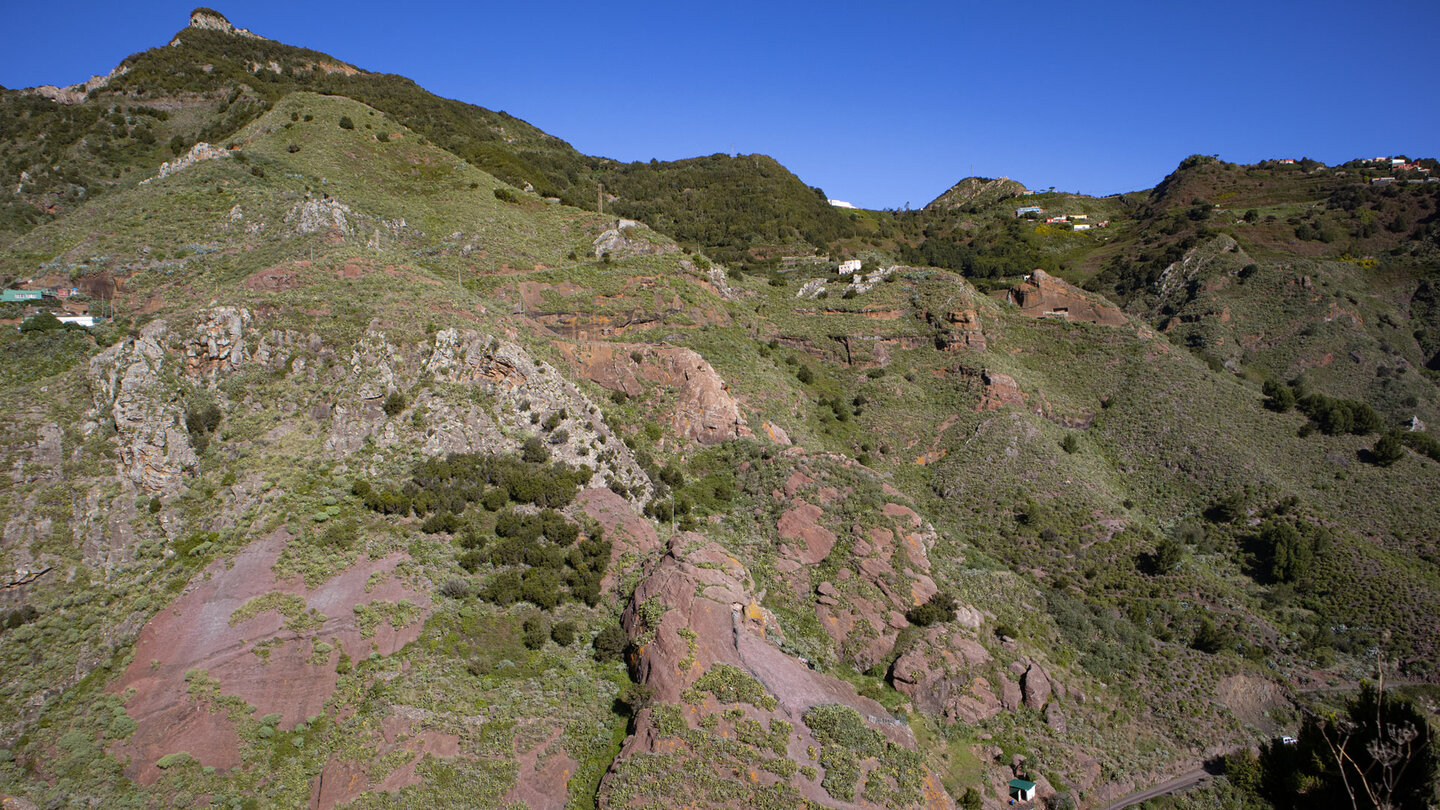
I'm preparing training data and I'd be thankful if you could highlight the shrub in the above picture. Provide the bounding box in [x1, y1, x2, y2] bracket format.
[439, 578, 471, 599]
[481, 488, 508, 511]
[521, 437, 549, 463]
[1400, 430, 1440, 463]
[905, 592, 957, 627]
[1191, 616, 1233, 654]
[1152, 537, 1184, 573]
[1372, 431, 1405, 466]
[420, 511, 459, 534]
[1262, 379, 1294, 412]
[594, 624, 628, 662]
[156, 752, 195, 770]
[1060, 434, 1079, 454]
[796, 365, 815, 384]
[382, 391, 407, 417]
[338, 116, 354, 130]
[522, 614, 549, 650]
[550, 620, 577, 647]
[321, 518, 357, 549]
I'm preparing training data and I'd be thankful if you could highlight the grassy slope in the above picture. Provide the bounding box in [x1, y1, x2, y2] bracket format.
[0, 38, 1437, 810]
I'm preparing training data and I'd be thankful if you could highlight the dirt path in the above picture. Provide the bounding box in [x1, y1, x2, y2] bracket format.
[1095, 767, 1217, 810]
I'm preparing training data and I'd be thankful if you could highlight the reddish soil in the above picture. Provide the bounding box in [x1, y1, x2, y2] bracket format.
[109, 530, 433, 785]
[311, 717, 459, 810]
[244, 264, 302, 291]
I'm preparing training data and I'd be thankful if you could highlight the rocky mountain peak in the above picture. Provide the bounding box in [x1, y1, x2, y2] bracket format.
[925, 176, 1030, 211]
[183, 7, 265, 40]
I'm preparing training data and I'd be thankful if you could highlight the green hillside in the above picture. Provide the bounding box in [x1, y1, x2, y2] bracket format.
[0, 11, 1435, 810]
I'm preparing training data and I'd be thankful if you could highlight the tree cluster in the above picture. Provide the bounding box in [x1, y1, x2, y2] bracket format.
[1227, 684, 1435, 810]
[353, 451, 592, 516]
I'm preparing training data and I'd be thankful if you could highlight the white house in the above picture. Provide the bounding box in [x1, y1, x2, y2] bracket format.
[1016, 206, 1045, 218]
[1072, 223, 1092, 232]
[56, 315, 100, 327]
[838, 259, 861, 275]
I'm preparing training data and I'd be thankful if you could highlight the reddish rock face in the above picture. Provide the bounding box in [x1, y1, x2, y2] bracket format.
[109, 530, 435, 786]
[1006, 269, 1127, 327]
[977, 370, 1029, 412]
[577, 487, 661, 584]
[776, 501, 837, 564]
[311, 722, 459, 810]
[609, 534, 955, 809]
[1021, 663, 1053, 710]
[553, 341, 752, 444]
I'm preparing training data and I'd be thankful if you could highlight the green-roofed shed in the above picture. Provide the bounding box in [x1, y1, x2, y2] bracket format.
[1009, 779, 1037, 801]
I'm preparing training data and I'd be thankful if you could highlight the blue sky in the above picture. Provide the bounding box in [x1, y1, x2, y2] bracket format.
[3, 1, 1438, 209]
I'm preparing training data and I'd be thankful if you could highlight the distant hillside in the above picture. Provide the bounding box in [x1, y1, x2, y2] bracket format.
[599, 153, 857, 266]
[924, 176, 1029, 212]
[0, 10, 598, 246]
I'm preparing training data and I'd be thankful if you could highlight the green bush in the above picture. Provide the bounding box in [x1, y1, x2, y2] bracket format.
[594, 624, 628, 662]
[382, 391, 407, 417]
[1372, 431, 1405, 466]
[905, 592, 957, 627]
[156, 752, 195, 770]
[1262, 379, 1295, 412]
[550, 620, 577, 646]
[521, 437, 549, 463]
[521, 614, 549, 649]
[338, 115, 354, 129]
[19, 313, 62, 333]
[1400, 430, 1440, 463]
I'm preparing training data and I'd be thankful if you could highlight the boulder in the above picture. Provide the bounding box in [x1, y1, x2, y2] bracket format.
[1021, 663, 1052, 710]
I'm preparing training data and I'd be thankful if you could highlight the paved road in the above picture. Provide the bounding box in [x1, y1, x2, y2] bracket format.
[1096, 767, 1216, 810]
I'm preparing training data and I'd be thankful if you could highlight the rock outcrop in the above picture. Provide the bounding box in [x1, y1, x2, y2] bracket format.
[934, 308, 987, 352]
[286, 195, 353, 235]
[28, 64, 129, 105]
[110, 530, 436, 787]
[591, 219, 676, 258]
[605, 534, 953, 809]
[88, 321, 198, 493]
[422, 330, 653, 497]
[184, 307, 250, 379]
[554, 340, 752, 444]
[891, 627, 1011, 725]
[182, 8, 266, 40]
[1006, 269, 1127, 327]
[142, 142, 232, 185]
